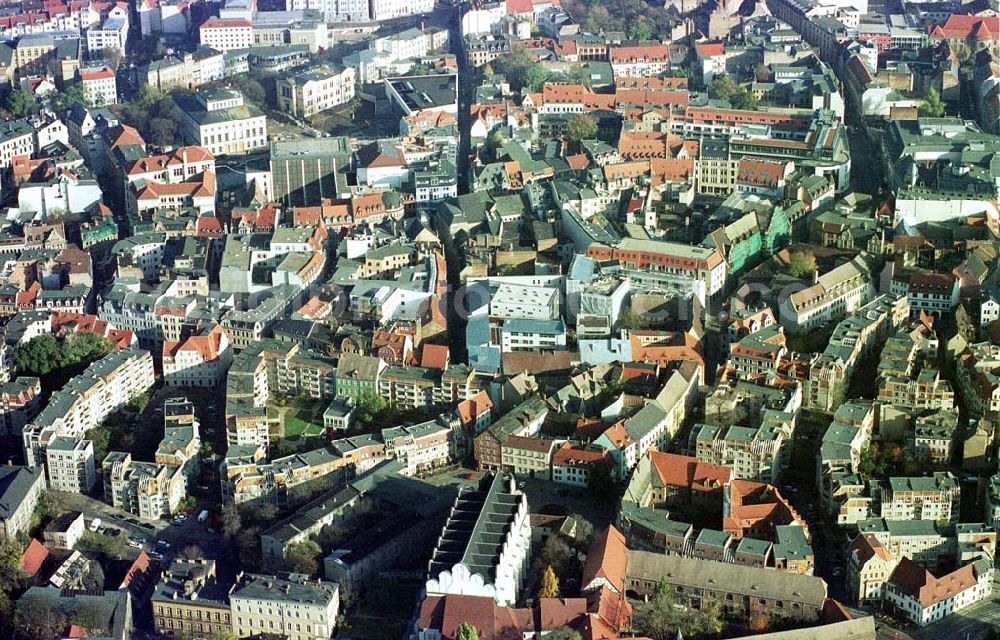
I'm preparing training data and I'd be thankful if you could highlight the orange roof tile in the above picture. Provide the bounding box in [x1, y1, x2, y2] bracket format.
[21, 538, 48, 576]
[581, 526, 628, 594]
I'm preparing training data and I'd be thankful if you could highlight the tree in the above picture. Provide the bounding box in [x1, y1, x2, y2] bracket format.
[524, 63, 548, 92]
[919, 88, 945, 117]
[483, 130, 505, 162]
[540, 535, 574, 578]
[285, 540, 322, 576]
[565, 114, 597, 143]
[587, 460, 616, 498]
[102, 47, 123, 70]
[0, 541, 24, 589]
[546, 628, 582, 640]
[148, 116, 177, 147]
[634, 579, 723, 640]
[627, 16, 653, 41]
[14, 333, 114, 378]
[538, 565, 560, 598]
[233, 76, 266, 106]
[785, 250, 818, 278]
[5, 90, 37, 117]
[455, 623, 480, 640]
[16, 602, 67, 640]
[49, 82, 89, 114]
[355, 391, 389, 429]
[235, 526, 263, 570]
[221, 503, 242, 540]
[14, 334, 60, 375]
[493, 46, 537, 92]
[408, 63, 431, 76]
[708, 74, 757, 110]
[616, 308, 645, 331]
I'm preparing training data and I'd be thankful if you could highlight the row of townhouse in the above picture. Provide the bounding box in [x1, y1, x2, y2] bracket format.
[848, 520, 995, 624]
[691, 409, 796, 485]
[222, 413, 464, 506]
[152, 562, 340, 640]
[808, 294, 911, 411]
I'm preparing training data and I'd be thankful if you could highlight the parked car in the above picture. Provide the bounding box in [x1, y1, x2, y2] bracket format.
[88, 518, 102, 532]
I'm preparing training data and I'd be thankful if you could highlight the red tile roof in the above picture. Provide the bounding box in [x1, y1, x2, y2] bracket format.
[889, 558, 979, 609]
[81, 67, 115, 81]
[201, 17, 251, 28]
[21, 539, 48, 576]
[506, 0, 533, 15]
[581, 526, 628, 594]
[420, 343, 450, 370]
[723, 479, 805, 538]
[458, 390, 493, 426]
[610, 45, 669, 63]
[930, 15, 999, 40]
[696, 42, 725, 57]
[650, 451, 731, 492]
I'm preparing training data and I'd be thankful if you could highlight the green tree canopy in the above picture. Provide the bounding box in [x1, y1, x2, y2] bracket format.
[627, 16, 653, 41]
[49, 82, 89, 114]
[524, 63, 549, 92]
[285, 540, 323, 576]
[919, 88, 945, 117]
[785, 250, 818, 278]
[566, 114, 597, 143]
[5, 90, 37, 118]
[634, 579, 723, 640]
[456, 622, 480, 640]
[708, 74, 758, 110]
[546, 627, 582, 640]
[493, 47, 546, 92]
[14, 333, 114, 377]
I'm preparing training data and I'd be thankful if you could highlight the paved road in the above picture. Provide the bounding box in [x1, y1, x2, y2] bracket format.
[56, 490, 164, 541]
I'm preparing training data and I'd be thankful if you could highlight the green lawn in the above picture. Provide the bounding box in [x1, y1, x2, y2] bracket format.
[280, 399, 328, 438]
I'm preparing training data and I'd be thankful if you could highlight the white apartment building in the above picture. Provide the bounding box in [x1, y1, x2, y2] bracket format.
[86, 16, 129, 55]
[22, 347, 156, 469]
[177, 89, 267, 157]
[0, 121, 36, 170]
[885, 558, 993, 626]
[879, 473, 961, 523]
[693, 413, 794, 484]
[277, 65, 357, 118]
[0, 465, 45, 542]
[490, 283, 561, 320]
[369, 0, 435, 21]
[381, 420, 452, 476]
[609, 45, 671, 78]
[103, 452, 185, 520]
[500, 319, 567, 352]
[785, 254, 876, 332]
[163, 324, 232, 388]
[199, 18, 253, 52]
[80, 67, 117, 105]
[374, 27, 431, 61]
[45, 437, 96, 493]
[231, 574, 340, 640]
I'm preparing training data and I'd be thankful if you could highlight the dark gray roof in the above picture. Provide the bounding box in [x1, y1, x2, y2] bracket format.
[0, 465, 43, 520]
[427, 472, 524, 583]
